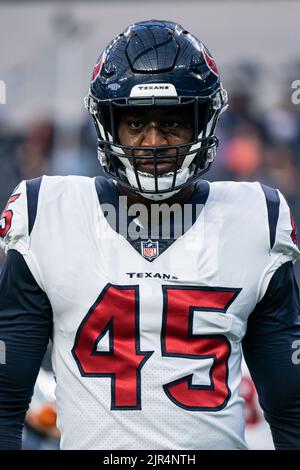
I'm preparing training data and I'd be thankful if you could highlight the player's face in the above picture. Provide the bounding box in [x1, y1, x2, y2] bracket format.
[117, 107, 194, 175]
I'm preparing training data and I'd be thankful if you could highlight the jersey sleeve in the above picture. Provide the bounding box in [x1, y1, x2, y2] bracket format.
[258, 186, 300, 301]
[0, 178, 51, 449]
[243, 261, 300, 449]
[273, 190, 300, 261]
[0, 180, 30, 255]
[243, 186, 300, 449]
[0, 250, 53, 449]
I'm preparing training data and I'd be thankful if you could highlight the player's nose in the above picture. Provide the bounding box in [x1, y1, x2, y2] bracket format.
[141, 123, 168, 148]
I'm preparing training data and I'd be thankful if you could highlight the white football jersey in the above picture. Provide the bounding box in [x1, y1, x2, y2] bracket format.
[1, 175, 299, 450]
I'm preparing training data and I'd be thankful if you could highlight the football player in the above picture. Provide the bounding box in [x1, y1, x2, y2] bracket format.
[0, 20, 300, 450]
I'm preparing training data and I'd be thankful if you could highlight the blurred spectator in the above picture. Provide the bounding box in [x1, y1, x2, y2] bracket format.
[23, 367, 60, 450]
[222, 91, 259, 134]
[51, 126, 100, 177]
[261, 144, 300, 197]
[0, 115, 22, 212]
[262, 102, 300, 148]
[223, 123, 262, 180]
[16, 118, 54, 180]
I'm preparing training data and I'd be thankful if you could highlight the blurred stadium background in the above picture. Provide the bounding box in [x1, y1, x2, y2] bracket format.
[1, 0, 299, 450]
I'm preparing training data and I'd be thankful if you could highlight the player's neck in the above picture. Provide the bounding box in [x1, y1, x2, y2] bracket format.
[116, 182, 195, 208]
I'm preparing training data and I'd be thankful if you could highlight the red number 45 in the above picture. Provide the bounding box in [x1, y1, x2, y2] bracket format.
[72, 284, 240, 411]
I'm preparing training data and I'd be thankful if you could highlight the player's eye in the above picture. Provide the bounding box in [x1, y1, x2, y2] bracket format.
[162, 121, 180, 129]
[128, 120, 144, 130]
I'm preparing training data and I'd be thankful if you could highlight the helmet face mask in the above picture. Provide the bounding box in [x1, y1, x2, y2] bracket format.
[85, 20, 228, 198]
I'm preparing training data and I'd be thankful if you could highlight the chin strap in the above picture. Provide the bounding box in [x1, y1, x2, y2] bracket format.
[125, 167, 191, 200]
[139, 189, 181, 201]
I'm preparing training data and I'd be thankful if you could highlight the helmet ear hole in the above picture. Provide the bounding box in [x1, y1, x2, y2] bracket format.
[98, 106, 112, 138]
[113, 108, 126, 145]
[197, 102, 213, 137]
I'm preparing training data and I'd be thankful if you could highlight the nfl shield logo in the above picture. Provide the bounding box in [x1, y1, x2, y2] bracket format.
[141, 239, 159, 261]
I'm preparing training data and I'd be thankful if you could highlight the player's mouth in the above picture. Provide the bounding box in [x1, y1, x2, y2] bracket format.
[134, 158, 178, 176]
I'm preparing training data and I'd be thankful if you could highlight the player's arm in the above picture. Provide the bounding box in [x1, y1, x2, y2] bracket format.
[243, 261, 300, 449]
[0, 179, 53, 450]
[243, 186, 300, 450]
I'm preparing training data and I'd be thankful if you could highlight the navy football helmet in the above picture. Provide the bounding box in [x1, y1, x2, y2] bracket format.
[85, 19, 228, 199]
